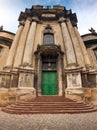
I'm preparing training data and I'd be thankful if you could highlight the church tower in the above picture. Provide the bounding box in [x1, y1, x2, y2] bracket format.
[3, 5, 95, 97]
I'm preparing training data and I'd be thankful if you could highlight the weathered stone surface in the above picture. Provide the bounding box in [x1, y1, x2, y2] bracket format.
[5, 25, 24, 67]
[0, 5, 97, 100]
[0, 108, 97, 130]
[23, 21, 37, 66]
[14, 19, 30, 68]
[67, 72, 82, 88]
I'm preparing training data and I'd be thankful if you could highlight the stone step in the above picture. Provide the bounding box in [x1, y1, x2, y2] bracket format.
[14, 103, 91, 108]
[2, 96, 97, 114]
[2, 108, 97, 114]
[6, 107, 94, 111]
[30, 96, 72, 101]
[15, 102, 85, 105]
[11, 104, 91, 108]
[7, 103, 93, 109]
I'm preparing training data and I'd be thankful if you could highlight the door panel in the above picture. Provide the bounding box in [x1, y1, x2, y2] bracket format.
[42, 71, 57, 95]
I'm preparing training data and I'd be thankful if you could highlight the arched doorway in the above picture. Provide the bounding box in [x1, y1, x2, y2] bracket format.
[35, 45, 64, 96]
[41, 54, 58, 95]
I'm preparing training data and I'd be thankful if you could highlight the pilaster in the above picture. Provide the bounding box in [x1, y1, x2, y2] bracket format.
[22, 17, 38, 67]
[5, 21, 24, 69]
[59, 17, 77, 67]
[66, 19, 84, 67]
[13, 18, 31, 68]
[74, 26, 91, 68]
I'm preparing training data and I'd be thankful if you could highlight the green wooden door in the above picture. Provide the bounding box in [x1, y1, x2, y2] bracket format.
[42, 71, 57, 95]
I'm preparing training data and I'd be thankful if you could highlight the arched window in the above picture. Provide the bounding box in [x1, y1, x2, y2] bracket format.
[43, 33, 54, 44]
[43, 25, 54, 45]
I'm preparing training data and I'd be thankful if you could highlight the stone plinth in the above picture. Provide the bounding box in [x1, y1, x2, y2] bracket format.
[65, 87, 84, 101]
[0, 88, 9, 106]
[18, 67, 35, 88]
[16, 87, 36, 100]
[67, 72, 82, 88]
[91, 88, 97, 101]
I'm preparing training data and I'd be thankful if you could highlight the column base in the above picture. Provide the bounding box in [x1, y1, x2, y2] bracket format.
[3, 66, 12, 72]
[65, 87, 84, 101]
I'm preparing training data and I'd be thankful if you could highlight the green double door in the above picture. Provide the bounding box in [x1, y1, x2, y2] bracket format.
[42, 71, 58, 95]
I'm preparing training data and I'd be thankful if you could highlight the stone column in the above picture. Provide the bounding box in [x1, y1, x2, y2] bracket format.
[74, 26, 91, 67]
[5, 22, 24, 68]
[66, 19, 84, 67]
[23, 18, 37, 67]
[13, 18, 31, 68]
[36, 53, 42, 96]
[57, 54, 63, 96]
[59, 17, 76, 67]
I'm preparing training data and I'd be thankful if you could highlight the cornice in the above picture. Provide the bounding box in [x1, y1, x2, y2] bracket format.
[0, 36, 13, 47]
[18, 5, 78, 26]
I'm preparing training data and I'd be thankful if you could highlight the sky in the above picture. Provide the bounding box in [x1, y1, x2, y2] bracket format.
[0, 0, 97, 35]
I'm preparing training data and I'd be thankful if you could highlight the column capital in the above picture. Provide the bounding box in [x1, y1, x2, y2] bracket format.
[66, 18, 70, 22]
[58, 17, 66, 23]
[32, 16, 39, 23]
[65, 18, 72, 24]
[19, 20, 25, 26]
[27, 17, 32, 21]
[19, 17, 32, 27]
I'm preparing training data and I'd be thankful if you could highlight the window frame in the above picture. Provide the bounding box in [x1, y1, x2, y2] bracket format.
[43, 33, 54, 45]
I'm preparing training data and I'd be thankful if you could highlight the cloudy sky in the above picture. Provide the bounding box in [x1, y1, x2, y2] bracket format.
[0, 0, 97, 35]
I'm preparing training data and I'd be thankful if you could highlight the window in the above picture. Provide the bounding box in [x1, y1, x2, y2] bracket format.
[42, 60, 56, 70]
[43, 33, 54, 44]
[43, 25, 54, 44]
[42, 55, 57, 70]
[93, 48, 97, 59]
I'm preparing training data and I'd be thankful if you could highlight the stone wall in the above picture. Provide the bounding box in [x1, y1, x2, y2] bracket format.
[0, 45, 9, 70]
[0, 73, 11, 88]
[0, 87, 36, 106]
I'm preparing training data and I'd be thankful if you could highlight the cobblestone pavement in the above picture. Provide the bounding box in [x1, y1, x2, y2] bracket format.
[0, 108, 97, 130]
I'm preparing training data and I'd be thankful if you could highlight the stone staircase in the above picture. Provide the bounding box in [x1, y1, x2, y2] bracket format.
[2, 96, 97, 114]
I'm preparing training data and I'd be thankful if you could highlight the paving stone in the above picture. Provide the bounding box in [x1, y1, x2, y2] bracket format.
[0, 108, 97, 130]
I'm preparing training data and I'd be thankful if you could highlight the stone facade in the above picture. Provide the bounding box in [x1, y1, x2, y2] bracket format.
[0, 5, 97, 102]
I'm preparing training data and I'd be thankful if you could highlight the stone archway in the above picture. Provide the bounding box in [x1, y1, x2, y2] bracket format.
[35, 44, 64, 96]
